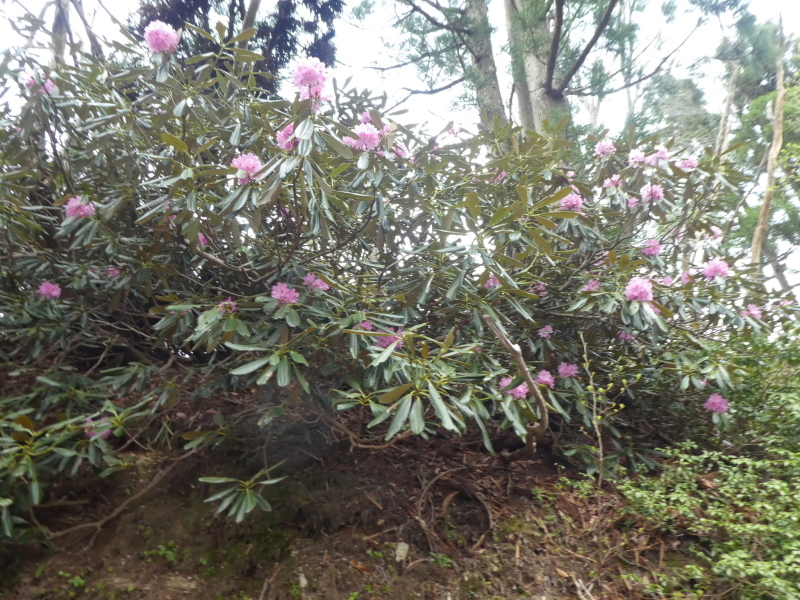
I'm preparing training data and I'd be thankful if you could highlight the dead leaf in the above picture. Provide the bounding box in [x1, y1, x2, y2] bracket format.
[556, 567, 570, 578]
[349, 560, 369, 575]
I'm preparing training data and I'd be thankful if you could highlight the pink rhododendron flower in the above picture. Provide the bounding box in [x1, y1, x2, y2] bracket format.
[276, 123, 297, 152]
[538, 325, 553, 339]
[38, 281, 61, 299]
[582, 279, 601, 293]
[566, 171, 575, 179]
[105, 266, 121, 277]
[625, 276, 653, 302]
[293, 57, 327, 91]
[708, 226, 722, 240]
[302, 273, 330, 291]
[558, 363, 579, 378]
[703, 393, 729, 414]
[678, 157, 698, 171]
[64, 196, 95, 219]
[560, 192, 583, 212]
[375, 328, 404, 349]
[629, 150, 645, 166]
[779, 299, 794, 307]
[218, 297, 237, 314]
[654, 145, 670, 161]
[740, 304, 762, 319]
[641, 183, 664, 202]
[627, 197, 639, 208]
[25, 75, 55, 95]
[499, 376, 529, 399]
[360, 111, 372, 123]
[491, 170, 507, 184]
[144, 20, 180, 53]
[534, 370, 555, 389]
[661, 276, 675, 287]
[529, 282, 547, 295]
[342, 123, 382, 152]
[603, 174, 622, 188]
[198, 232, 208, 246]
[271, 282, 300, 305]
[619, 331, 635, 342]
[231, 153, 263, 184]
[640, 239, 662, 257]
[595, 140, 615, 157]
[702, 259, 730, 280]
[484, 274, 500, 289]
[392, 144, 408, 159]
[84, 419, 111, 440]
[358, 320, 374, 331]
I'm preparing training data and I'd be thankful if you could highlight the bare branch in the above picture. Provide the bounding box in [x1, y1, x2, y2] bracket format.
[397, 0, 471, 34]
[386, 77, 465, 113]
[555, 0, 619, 96]
[544, 0, 564, 94]
[368, 46, 457, 72]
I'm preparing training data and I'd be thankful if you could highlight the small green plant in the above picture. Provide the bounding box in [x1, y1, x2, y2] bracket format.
[429, 552, 453, 568]
[200, 470, 285, 523]
[144, 542, 177, 564]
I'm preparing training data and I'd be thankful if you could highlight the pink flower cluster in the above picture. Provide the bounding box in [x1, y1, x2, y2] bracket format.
[342, 123, 382, 152]
[582, 279, 601, 293]
[740, 304, 762, 319]
[499, 376, 528, 399]
[619, 331, 635, 342]
[198, 232, 208, 246]
[603, 174, 621, 188]
[218, 297, 237, 314]
[276, 123, 297, 152]
[38, 281, 61, 299]
[641, 184, 664, 202]
[702, 259, 730, 280]
[490, 171, 507, 184]
[65, 197, 95, 219]
[272, 282, 300, 305]
[375, 328, 404, 349]
[538, 325, 553, 339]
[708, 226, 723, 241]
[231, 153, 263, 184]
[560, 193, 583, 212]
[360, 111, 372, 124]
[681, 269, 696, 285]
[484, 274, 500, 289]
[303, 273, 330, 291]
[529, 282, 547, 296]
[640, 239, 662, 257]
[26, 75, 55, 95]
[629, 150, 645, 166]
[293, 57, 328, 108]
[595, 140, 615, 157]
[627, 197, 639, 208]
[84, 418, 111, 440]
[144, 21, 180, 53]
[534, 370, 555, 389]
[358, 320, 374, 331]
[625, 277, 653, 303]
[703, 393, 729, 414]
[558, 363, 579, 378]
[678, 157, 698, 171]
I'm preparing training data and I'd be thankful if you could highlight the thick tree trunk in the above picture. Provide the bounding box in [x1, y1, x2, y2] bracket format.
[750, 41, 786, 269]
[465, 0, 508, 127]
[504, 0, 534, 130]
[715, 64, 740, 156]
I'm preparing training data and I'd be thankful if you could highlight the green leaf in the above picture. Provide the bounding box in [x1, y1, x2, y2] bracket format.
[385, 394, 413, 440]
[409, 398, 425, 434]
[161, 133, 188, 154]
[427, 382, 455, 431]
[465, 191, 480, 220]
[319, 132, 353, 158]
[230, 357, 271, 376]
[378, 383, 414, 405]
[228, 28, 257, 44]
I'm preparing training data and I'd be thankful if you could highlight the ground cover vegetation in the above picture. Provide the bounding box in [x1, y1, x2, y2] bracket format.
[1, 0, 800, 597]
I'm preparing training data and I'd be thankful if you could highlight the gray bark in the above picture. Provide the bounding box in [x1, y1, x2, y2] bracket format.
[465, 0, 508, 127]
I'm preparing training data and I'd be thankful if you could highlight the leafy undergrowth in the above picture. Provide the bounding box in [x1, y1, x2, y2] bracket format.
[0, 424, 712, 600]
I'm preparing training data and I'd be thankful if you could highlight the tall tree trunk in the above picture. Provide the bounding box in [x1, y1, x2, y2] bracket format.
[764, 245, 792, 293]
[504, 0, 534, 129]
[465, 0, 508, 128]
[750, 36, 786, 269]
[714, 64, 740, 156]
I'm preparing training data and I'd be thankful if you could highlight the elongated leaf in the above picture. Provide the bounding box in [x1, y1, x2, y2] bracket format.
[385, 394, 413, 440]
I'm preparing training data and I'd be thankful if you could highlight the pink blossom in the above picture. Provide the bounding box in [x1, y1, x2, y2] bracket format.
[627, 197, 639, 208]
[392, 144, 408, 159]
[25, 75, 55, 95]
[779, 299, 794, 307]
[603, 174, 622, 188]
[474, 345, 482, 354]
[499, 376, 529, 399]
[218, 296, 237, 314]
[703, 393, 729, 414]
[144, 20, 180, 53]
[740, 304, 762, 319]
[198, 232, 208, 246]
[629, 150, 645, 166]
[302, 273, 330, 291]
[448, 126, 462, 137]
[708, 226, 722, 240]
[271, 282, 300, 305]
[619, 331, 635, 342]
[484, 274, 500, 289]
[358, 320, 374, 331]
[64, 197, 95, 219]
[595, 140, 615, 157]
[491, 171, 507, 184]
[375, 328, 404, 349]
[38, 281, 61, 299]
[625, 276, 653, 302]
[644, 154, 659, 167]
[342, 123, 382, 152]
[654, 145, 670, 161]
[293, 57, 327, 91]
[538, 325, 553, 339]
[360, 111, 372, 124]
[699, 379, 708, 387]
[678, 157, 698, 171]
[661, 276, 675, 287]
[558, 363, 579, 378]
[641, 184, 664, 202]
[640, 239, 662, 257]
[534, 370, 555, 389]
[560, 192, 583, 212]
[84, 419, 111, 440]
[566, 171, 575, 179]
[582, 279, 601, 293]
[529, 282, 547, 296]
[276, 123, 297, 152]
[702, 259, 730, 280]
[105, 266, 121, 278]
[231, 153, 263, 184]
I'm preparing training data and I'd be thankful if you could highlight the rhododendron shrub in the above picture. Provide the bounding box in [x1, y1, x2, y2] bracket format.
[0, 21, 795, 538]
